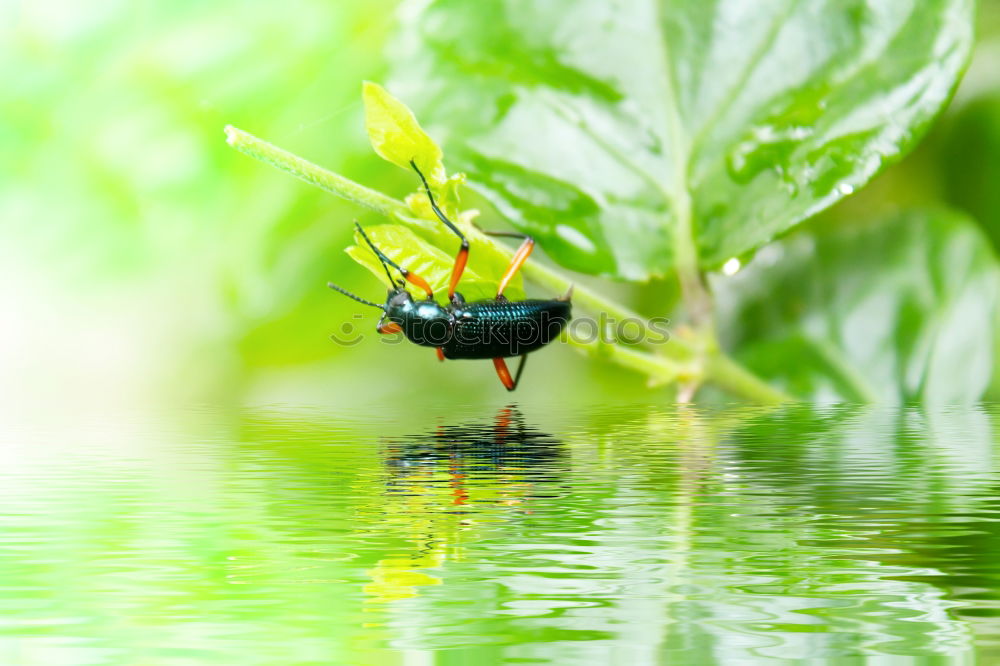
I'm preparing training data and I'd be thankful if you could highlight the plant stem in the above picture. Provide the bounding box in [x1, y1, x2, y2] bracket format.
[225, 127, 679, 350]
[563, 336, 692, 384]
[705, 353, 791, 404]
[225, 126, 407, 219]
[224, 125, 787, 402]
[669, 189, 714, 328]
[471, 230, 686, 351]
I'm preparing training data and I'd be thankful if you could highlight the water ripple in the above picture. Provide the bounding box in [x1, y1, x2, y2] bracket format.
[0, 404, 998, 662]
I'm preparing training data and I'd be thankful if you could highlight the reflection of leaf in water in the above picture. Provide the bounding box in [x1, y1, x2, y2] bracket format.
[364, 547, 444, 604]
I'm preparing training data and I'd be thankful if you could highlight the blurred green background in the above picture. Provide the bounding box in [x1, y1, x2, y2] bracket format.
[3, 0, 1000, 409]
[5, 5, 1000, 662]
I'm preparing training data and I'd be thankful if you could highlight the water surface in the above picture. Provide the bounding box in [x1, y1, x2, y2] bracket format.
[2, 403, 999, 663]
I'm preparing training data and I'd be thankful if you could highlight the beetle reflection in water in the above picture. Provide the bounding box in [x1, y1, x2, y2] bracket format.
[364, 406, 564, 604]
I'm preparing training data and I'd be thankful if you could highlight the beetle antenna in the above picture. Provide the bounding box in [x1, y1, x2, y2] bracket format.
[327, 282, 385, 310]
[355, 222, 405, 287]
[409, 160, 466, 243]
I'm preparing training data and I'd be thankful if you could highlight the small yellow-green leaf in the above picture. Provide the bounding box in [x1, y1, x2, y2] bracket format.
[345, 224, 525, 303]
[404, 171, 467, 223]
[362, 81, 445, 185]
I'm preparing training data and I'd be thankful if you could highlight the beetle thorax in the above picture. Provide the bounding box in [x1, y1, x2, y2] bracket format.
[382, 289, 453, 346]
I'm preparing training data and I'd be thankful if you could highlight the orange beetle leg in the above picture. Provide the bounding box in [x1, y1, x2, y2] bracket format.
[493, 358, 515, 391]
[496, 237, 535, 298]
[448, 241, 469, 300]
[402, 270, 434, 300]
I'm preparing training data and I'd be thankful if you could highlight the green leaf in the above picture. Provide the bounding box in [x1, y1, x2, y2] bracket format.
[345, 224, 524, 303]
[362, 81, 446, 185]
[938, 91, 1000, 252]
[388, 1, 974, 279]
[713, 210, 1000, 405]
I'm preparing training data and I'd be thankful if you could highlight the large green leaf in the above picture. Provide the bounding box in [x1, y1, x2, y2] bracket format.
[713, 210, 1000, 404]
[389, 0, 973, 280]
[939, 91, 1000, 251]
